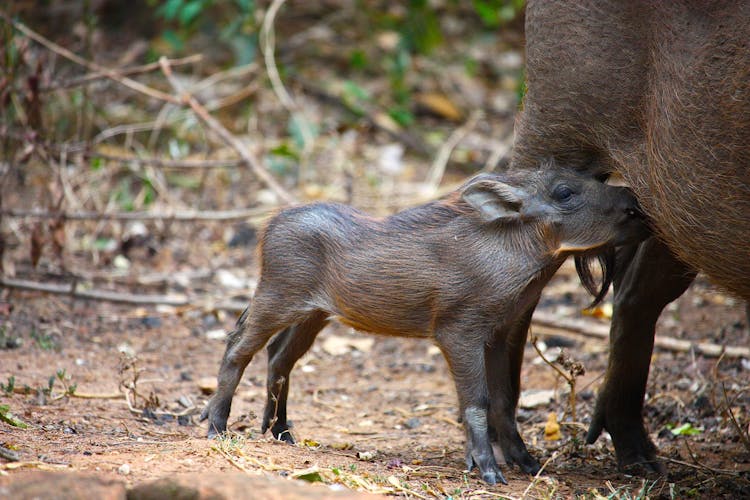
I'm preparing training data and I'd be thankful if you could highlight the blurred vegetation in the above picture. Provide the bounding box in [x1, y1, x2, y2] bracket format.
[0, 0, 526, 271]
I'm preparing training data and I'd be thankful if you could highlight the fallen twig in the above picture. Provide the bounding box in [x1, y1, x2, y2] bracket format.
[6, 274, 746, 362]
[720, 380, 750, 453]
[9, 385, 121, 400]
[425, 111, 481, 188]
[83, 152, 243, 169]
[0, 277, 190, 306]
[532, 311, 750, 359]
[7, 18, 181, 104]
[159, 57, 297, 205]
[520, 451, 559, 500]
[123, 389, 196, 418]
[0, 206, 271, 222]
[41, 55, 203, 92]
[677, 439, 742, 476]
[0, 461, 68, 471]
[531, 335, 578, 421]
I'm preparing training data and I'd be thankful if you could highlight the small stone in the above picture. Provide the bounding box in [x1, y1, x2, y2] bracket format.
[141, 316, 162, 329]
[674, 378, 692, 391]
[357, 450, 377, 461]
[113, 254, 130, 270]
[403, 418, 421, 430]
[198, 377, 218, 395]
[519, 389, 556, 409]
[117, 463, 131, 475]
[205, 329, 227, 340]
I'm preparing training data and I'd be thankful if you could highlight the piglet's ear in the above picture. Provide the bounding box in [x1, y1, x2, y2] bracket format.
[461, 179, 528, 222]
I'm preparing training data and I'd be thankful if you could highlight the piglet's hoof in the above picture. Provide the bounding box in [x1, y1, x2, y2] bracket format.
[481, 467, 507, 486]
[199, 404, 228, 439]
[272, 429, 295, 444]
[467, 453, 508, 486]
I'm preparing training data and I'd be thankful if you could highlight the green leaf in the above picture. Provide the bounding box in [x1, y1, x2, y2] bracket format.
[670, 423, 702, 436]
[93, 237, 117, 251]
[0, 404, 28, 428]
[90, 157, 103, 171]
[342, 80, 371, 102]
[235, 0, 254, 12]
[269, 142, 300, 161]
[179, 0, 205, 27]
[287, 115, 318, 150]
[349, 49, 368, 70]
[166, 173, 202, 189]
[160, 0, 185, 21]
[292, 467, 324, 483]
[142, 181, 156, 206]
[388, 106, 414, 127]
[162, 30, 185, 52]
[341, 80, 371, 116]
[473, 1, 501, 28]
[228, 34, 257, 66]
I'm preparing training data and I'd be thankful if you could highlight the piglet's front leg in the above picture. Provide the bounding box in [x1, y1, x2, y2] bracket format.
[436, 318, 506, 485]
[486, 316, 541, 475]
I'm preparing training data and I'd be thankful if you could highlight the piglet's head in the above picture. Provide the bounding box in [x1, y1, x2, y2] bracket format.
[460, 166, 650, 305]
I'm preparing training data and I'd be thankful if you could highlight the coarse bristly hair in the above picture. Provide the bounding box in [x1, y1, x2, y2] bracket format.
[574, 247, 616, 308]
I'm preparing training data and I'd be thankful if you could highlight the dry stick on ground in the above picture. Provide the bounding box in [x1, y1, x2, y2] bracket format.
[158, 57, 297, 205]
[0, 276, 190, 306]
[3, 274, 748, 362]
[425, 110, 482, 188]
[532, 310, 750, 358]
[7, 18, 181, 105]
[0, 206, 271, 222]
[520, 451, 559, 500]
[82, 152, 243, 169]
[531, 334, 579, 422]
[7, 17, 293, 204]
[260, 0, 316, 186]
[678, 439, 742, 476]
[41, 54, 203, 92]
[720, 380, 750, 453]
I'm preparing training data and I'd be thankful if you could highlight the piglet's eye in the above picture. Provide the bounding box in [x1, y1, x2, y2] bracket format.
[552, 185, 575, 201]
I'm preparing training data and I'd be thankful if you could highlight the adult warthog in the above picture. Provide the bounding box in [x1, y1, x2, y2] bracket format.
[513, 0, 750, 473]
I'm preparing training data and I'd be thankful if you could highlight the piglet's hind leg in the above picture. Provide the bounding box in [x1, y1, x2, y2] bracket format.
[262, 311, 328, 442]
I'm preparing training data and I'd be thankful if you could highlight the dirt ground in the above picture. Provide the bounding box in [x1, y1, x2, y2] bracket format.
[3, 3, 749, 498]
[1, 251, 748, 499]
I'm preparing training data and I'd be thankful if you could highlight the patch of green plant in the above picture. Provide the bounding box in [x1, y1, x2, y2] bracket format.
[349, 49, 369, 71]
[0, 376, 15, 395]
[287, 115, 318, 151]
[54, 369, 78, 397]
[472, 0, 526, 28]
[668, 422, 702, 436]
[30, 327, 59, 351]
[0, 325, 22, 349]
[0, 404, 28, 428]
[295, 469, 324, 483]
[400, 0, 443, 55]
[388, 106, 415, 127]
[150, 0, 258, 65]
[340, 80, 372, 116]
